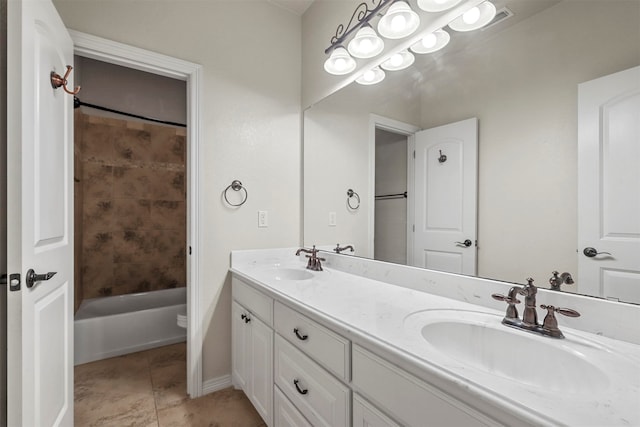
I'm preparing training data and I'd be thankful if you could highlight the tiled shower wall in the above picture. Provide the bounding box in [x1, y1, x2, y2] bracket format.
[74, 112, 186, 302]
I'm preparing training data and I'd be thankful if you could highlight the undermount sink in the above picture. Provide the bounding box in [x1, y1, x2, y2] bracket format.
[405, 310, 611, 394]
[270, 268, 314, 281]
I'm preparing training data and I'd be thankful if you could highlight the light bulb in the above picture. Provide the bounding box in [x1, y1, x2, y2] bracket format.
[422, 33, 437, 49]
[334, 58, 347, 71]
[391, 14, 407, 31]
[359, 38, 373, 52]
[390, 54, 403, 67]
[363, 70, 375, 82]
[434, 0, 446, 3]
[463, 6, 481, 24]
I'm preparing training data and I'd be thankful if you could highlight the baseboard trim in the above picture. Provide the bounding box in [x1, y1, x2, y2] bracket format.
[202, 374, 233, 395]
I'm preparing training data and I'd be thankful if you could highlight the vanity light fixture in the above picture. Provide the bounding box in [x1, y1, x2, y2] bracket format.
[324, 46, 357, 75]
[410, 28, 451, 54]
[356, 67, 386, 85]
[377, 1, 421, 39]
[448, 1, 497, 32]
[417, 0, 464, 13]
[348, 24, 385, 59]
[381, 50, 415, 71]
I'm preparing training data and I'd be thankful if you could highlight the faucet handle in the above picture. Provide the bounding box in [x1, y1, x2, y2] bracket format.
[491, 293, 520, 305]
[540, 304, 580, 338]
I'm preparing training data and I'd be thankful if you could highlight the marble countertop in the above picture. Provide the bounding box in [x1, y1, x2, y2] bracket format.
[230, 248, 640, 426]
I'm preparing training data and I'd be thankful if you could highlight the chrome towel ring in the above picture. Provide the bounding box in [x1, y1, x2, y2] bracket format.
[347, 189, 360, 210]
[224, 180, 248, 207]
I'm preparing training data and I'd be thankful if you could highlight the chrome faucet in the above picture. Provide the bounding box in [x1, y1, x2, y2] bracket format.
[295, 245, 325, 271]
[549, 271, 574, 291]
[334, 244, 354, 254]
[492, 277, 580, 339]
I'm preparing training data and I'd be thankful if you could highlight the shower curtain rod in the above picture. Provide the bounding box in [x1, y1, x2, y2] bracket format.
[375, 191, 407, 200]
[73, 96, 187, 128]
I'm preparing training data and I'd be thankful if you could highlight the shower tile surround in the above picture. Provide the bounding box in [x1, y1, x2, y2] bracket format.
[75, 112, 186, 300]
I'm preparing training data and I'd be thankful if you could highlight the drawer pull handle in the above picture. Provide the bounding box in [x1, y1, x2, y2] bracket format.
[293, 328, 308, 341]
[293, 379, 308, 395]
[241, 313, 251, 323]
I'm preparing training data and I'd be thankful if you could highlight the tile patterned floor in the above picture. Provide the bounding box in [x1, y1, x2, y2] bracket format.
[75, 343, 265, 427]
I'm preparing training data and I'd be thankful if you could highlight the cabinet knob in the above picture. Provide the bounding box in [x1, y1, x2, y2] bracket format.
[240, 313, 251, 323]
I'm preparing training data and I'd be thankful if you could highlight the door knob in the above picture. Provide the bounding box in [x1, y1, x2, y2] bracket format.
[583, 247, 612, 258]
[455, 239, 473, 247]
[25, 269, 57, 289]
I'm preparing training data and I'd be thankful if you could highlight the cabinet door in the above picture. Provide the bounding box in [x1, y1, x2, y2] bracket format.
[353, 393, 400, 427]
[275, 386, 313, 427]
[232, 301, 250, 390]
[249, 316, 274, 426]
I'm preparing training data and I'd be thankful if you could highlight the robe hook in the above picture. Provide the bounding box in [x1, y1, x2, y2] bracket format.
[50, 65, 81, 95]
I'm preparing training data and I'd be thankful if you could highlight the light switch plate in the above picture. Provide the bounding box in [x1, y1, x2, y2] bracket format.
[329, 211, 337, 226]
[258, 210, 268, 227]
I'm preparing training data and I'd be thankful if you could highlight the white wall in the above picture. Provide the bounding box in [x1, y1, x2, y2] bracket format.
[52, 0, 302, 382]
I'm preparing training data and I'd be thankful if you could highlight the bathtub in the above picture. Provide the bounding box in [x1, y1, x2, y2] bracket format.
[74, 287, 186, 365]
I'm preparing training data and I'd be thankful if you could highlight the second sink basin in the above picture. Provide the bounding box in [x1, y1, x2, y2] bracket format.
[405, 310, 612, 394]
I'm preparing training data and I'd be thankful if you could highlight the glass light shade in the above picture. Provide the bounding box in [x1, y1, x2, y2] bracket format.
[410, 29, 451, 54]
[448, 1, 497, 32]
[324, 46, 357, 75]
[380, 50, 415, 71]
[417, 0, 463, 12]
[347, 25, 385, 59]
[356, 67, 386, 85]
[377, 1, 421, 39]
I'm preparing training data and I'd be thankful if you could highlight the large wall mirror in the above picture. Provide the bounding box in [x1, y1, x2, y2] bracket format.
[303, 0, 640, 303]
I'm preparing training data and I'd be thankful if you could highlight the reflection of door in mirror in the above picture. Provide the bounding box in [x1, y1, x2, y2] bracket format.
[413, 118, 478, 275]
[578, 66, 640, 304]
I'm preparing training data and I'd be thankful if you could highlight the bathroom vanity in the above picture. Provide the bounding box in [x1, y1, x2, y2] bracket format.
[230, 248, 640, 427]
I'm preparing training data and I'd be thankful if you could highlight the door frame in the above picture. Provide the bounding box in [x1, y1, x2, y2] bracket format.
[368, 114, 420, 260]
[71, 31, 204, 397]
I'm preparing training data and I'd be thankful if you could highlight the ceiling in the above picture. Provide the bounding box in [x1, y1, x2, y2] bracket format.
[267, 0, 314, 15]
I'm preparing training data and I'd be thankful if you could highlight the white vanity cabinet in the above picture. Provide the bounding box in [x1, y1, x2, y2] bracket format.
[231, 278, 274, 426]
[232, 274, 502, 427]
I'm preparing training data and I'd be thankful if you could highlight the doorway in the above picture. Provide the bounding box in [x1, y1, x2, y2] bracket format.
[72, 56, 188, 366]
[374, 128, 409, 264]
[71, 31, 203, 397]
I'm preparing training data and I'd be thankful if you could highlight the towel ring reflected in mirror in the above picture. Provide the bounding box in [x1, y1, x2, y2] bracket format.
[224, 180, 248, 207]
[347, 188, 360, 210]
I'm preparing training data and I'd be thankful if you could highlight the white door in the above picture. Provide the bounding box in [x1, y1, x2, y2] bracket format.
[412, 118, 478, 275]
[578, 66, 640, 303]
[7, 0, 75, 425]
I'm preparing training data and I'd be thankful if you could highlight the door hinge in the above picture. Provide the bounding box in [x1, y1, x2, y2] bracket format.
[412, 225, 415, 232]
[189, 246, 192, 255]
[413, 150, 416, 159]
[9, 273, 21, 291]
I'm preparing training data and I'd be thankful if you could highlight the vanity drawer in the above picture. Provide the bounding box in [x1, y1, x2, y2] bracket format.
[274, 301, 350, 380]
[352, 345, 498, 427]
[274, 386, 313, 427]
[232, 277, 273, 325]
[275, 335, 350, 427]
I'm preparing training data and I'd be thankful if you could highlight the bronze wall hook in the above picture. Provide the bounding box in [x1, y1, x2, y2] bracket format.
[50, 65, 81, 95]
